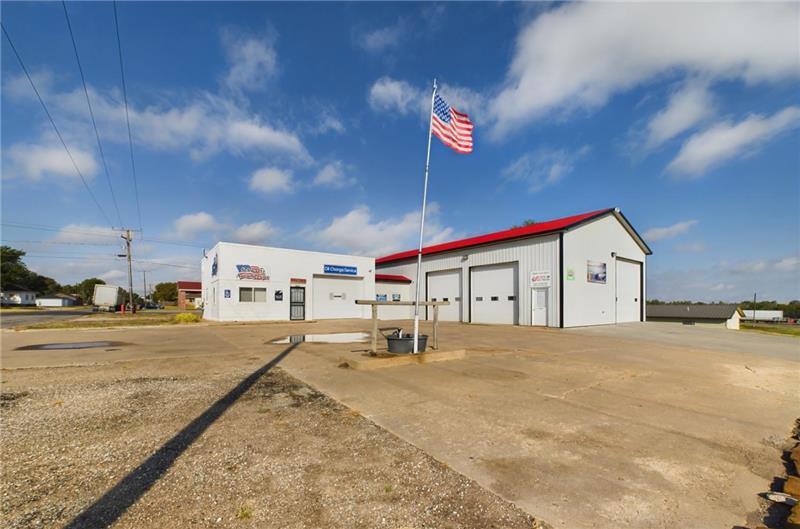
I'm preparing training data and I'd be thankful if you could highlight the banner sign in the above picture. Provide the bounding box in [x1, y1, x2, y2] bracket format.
[587, 260, 607, 284]
[236, 264, 268, 281]
[211, 254, 218, 277]
[530, 270, 552, 287]
[324, 264, 357, 275]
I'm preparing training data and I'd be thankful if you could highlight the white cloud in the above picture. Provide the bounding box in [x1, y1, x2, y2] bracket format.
[643, 220, 697, 242]
[99, 269, 127, 282]
[368, 77, 424, 116]
[775, 256, 800, 272]
[667, 106, 800, 176]
[645, 80, 715, 149]
[489, 3, 800, 137]
[311, 161, 356, 189]
[230, 221, 277, 245]
[5, 75, 310, 163]
[221, 29, 278, 93]
[171, 212, 219, 240]
[308, 203, 456, 256]
[311, 112, 345, 135]
[50, 224, 120, 245]
[503, 145, 590, 192]
[359, 20, 405, 53]
[7, 143, 98, 181]
[249, 166, 294, 194]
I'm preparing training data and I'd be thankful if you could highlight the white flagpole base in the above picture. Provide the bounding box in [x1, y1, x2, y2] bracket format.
[412, 315, 420, 354]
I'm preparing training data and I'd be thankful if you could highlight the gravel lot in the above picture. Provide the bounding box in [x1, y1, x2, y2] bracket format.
[0, 349, 540, 529]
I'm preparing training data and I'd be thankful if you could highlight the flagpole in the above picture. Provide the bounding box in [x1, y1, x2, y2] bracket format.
[413, 78, 437, 354]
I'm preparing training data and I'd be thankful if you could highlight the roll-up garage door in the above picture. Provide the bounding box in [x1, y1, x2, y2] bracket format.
[616, 259, 642, 323]
[470, 263, 518, 325]
[426, 269, 462, 321]
[312, 276, 363, 319]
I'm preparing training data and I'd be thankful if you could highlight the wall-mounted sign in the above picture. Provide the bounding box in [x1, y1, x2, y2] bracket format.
[211, 254, 218, 277]
[224, 289, 231, 299]
[587, 260, 607, 284]
[236, 264, 269, 281]
[530, 270, 552, 287]
[376, 294, 388, 301]
[330, 292, 346, 300]
[392, 293, 401, 302]
[566, 268, 575, 281]
[290, 278, 306, 284]
[274, 290, 283, 301]
[324, 264, 357, 275]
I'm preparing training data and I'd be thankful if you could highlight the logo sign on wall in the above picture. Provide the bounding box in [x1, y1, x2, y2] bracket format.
[530, 270, 552, 287]
[211, 254, 218, 277]
[323, 264, 357, 275]
[224, 289, 231, 299]
[236, 264, 269, 281]
[587, 260, 607, 284]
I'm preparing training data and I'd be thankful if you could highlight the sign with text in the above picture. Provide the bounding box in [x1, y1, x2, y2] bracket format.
[236, 264, 269, 281]
[323, 264, 357, 275]
[529, 270, 552, 287]
[224, 289, 231, 299]
[587, 260, 607, 284]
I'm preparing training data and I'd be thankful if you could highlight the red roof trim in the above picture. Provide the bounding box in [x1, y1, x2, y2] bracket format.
[177, 281, 202, 290]
[376, 273, 413, 283]
[376, 208, 616, 265]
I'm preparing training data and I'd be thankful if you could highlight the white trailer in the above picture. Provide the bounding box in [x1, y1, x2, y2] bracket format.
[93, 284, 125, 311]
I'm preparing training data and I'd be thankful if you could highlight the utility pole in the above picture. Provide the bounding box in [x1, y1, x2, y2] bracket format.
[142, 270, 147, 303]
[752, 292, 757, 324]
[121, 229, 134, 314]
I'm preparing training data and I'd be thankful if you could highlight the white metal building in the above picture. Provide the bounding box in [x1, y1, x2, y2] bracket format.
[375, 208, 652, 328]
[201, 242, 375, 322]
[742, 310, 784, 322]
[36, 294, 79, 307]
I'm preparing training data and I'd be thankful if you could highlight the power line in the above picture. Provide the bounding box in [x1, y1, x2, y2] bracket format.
[1, 239, 118, 246]
[112, 1, 143, 234]
[1, 222, 206, 248]
[62, 0, 123, 227]
[1, 23, 113, 227]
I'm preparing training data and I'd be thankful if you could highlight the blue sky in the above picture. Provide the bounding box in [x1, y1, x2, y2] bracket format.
[1, 2, 798, 301]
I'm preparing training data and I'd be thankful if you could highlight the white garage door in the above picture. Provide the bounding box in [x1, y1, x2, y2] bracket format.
[616, 259, 641, 323]
[470, 263, 518, 325]
[427, 269, 462, 321]
[312, 276, 363, 319]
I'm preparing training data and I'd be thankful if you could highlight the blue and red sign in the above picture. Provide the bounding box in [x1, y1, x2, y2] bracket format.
[236, 264, 268, 280]
[324, 264, 357, 275]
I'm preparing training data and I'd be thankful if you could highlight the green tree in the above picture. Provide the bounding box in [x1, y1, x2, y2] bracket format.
[511, 219, 536, 229]
[72, 278, 106, 304]
[152, 282, 178, 303]
[1, 246, 62, 294]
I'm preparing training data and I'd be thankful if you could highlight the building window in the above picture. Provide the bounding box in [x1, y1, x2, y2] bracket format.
[239, 287, 267, 302]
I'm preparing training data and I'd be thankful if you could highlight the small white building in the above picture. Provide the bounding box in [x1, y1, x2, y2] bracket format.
[1, 286, 37, 306]
[36, 294, 79, 307]
[375, 207, 651, 327]
[201, 242, 376, 322]
[742, 310, 784, 322]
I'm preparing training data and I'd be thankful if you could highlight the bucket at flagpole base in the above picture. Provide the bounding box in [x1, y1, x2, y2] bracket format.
[387, 331, 428, 354]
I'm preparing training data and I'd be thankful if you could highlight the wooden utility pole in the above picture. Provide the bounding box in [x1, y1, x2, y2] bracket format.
[121, 229, 134, 313]
[142, 270, 147, 303]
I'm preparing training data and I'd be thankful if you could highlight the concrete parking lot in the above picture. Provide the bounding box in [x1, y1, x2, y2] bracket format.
[2, 320, 798, 529]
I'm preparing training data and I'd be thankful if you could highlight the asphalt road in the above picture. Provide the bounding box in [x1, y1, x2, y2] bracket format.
[0, 310, 93, 329]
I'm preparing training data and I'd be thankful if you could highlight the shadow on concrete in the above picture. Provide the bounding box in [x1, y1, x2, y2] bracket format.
[63, 343, 299, 529]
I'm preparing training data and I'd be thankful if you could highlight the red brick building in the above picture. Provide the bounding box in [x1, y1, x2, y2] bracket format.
[177, 281, 202, 309]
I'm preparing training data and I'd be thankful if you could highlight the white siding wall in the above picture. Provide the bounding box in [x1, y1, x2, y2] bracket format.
[377, 234, 561, 327]
[201, 242, 375, 322]
[562, 214, 647, 327]
[375, 281, 413, 320]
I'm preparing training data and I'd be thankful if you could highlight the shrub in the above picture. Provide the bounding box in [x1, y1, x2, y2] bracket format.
[173, 312, 201, 324]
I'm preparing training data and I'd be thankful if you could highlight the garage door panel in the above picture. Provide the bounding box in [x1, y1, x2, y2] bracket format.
[616, 260, 641, 323]
[470, 263, 518, 325]
[427, 269, 461, 322]
[312, 276, 363, 319]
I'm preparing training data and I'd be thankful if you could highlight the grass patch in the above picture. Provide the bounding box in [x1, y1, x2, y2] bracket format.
[235, 505, 253, 520]
[741, 323, 800, 337]
[173, 312, 201, 324]
[16, 312, 202, 330]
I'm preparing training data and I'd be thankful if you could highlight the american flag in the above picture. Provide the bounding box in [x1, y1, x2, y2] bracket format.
[431, 93, 474, 154]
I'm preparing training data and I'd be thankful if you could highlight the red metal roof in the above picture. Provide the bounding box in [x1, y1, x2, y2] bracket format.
[376, 208, 616, 265]
[177, 281, 202, 291]
[375, 273, 412, 283]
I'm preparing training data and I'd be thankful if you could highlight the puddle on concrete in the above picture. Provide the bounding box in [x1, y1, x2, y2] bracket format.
[271, 332, 370, 345]
[15, 341, 129, 351]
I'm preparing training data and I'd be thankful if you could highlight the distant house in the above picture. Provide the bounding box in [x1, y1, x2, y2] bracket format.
[177, 281, 202, 309]
[1, 285, 37, 306]
[646, 304, 743, 330]
[742, 310, 784, 322]
[36, 294, 79, 308]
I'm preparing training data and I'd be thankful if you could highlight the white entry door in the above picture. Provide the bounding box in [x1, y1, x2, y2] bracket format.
[616, 259, 641, 323]
[427, 269, 462, 321]
[531, 288, 548, 326]
[470, 263, 518, 325]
